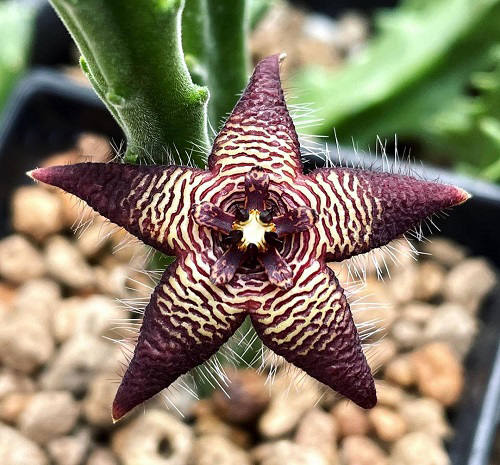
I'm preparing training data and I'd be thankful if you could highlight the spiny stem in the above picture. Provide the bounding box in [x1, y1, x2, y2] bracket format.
[204, 1, 250, 131]
[182, 0, 250, 132]
[49, 0, 210, 166]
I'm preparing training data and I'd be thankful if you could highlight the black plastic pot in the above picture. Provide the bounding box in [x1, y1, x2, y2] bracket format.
[0, 70, 499, 465]
[0, 69, 123, 238]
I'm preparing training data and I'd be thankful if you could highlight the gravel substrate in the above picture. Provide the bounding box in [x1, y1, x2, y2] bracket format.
[0, 135, 498, 465]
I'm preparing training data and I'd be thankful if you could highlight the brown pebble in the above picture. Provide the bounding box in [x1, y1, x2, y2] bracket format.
[411, 342, 463, 406]
[388, 263, 419, 304]
[353, 277, 397, 336]
[369, 406, 407, 442]
[401, 302, 435, 325]
[0, 235, 46, 284]
[212, 368, 269, 424]
[384, 356, 415, 388]
[0, 369, 35, 401]
[94, 265, 131, 299]
[77, 133, 112, 162]
[18, 391, 80, 444]
[399, 397, 451, 439]
[295, 408, 338, 463]
[0, 282, 17, 306]
[253, 440, 330, 465]
[13, 278, 61, 326]
[376, 383, 404, 408]
[415, 261, 445, 301]
[112, 410, 193, 465]
[258, 371, 321, 438]
[51, 297, 85, 343]
[423, 303, 477, 358]
[56, 190, 96, 229]
[86, 448, 119, 465]
[47, 430, 90, 465]
[0, 309, 55, 374]
[193, 400, 251, 449]
[0, 392, 33, 424]
[444, 258, 497, 314]
[189, 434, 251, 465]
[341, 435, 388, 465]
[390, 432, 450, 465]
[0, 422, 48, 465]
[83, 372, 119, 428]
[391, 319, 422, 350]
[422, 238, 466, 268]
[364, 338, 398, 373]
[12, 186, 63, 241]
[40, 334, 119, 396]
[76, 219, 114, 259]
[45, 236, 95, 289]
[331, 401, 370, 438]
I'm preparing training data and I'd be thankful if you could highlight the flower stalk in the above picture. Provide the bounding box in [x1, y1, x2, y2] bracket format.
[49, 0, 210, 165]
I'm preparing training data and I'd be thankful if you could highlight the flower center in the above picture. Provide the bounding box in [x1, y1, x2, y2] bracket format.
[192, 166, 317, 289]
[232, 209, 276, 252]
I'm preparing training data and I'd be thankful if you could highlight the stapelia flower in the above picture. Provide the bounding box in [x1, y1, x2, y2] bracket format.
[29, 54, 469, 421]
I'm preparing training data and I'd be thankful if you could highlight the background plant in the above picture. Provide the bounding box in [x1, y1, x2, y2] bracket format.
[291, 0, 500, 181]
[0, 2, 37, 114]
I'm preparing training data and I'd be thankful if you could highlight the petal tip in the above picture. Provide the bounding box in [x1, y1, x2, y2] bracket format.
[278, 52, 287, 63]
[27, 167, 48, 183]
[27, 165, 67, 186]
[358, 391, 377, 410]
[111, 401, 126, 423]
[456, 187, 471, 205]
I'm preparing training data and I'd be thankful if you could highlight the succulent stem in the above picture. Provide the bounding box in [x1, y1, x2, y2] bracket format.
[49, 0, 210, 166]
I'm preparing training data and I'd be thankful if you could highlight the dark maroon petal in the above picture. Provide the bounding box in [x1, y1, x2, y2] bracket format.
[29, 163, 200, 256]
[207, 54, 303, 179]
[249, 263, 376, 409]
[112, 257, 246, 421]
[259, 209, 273, 224]
[225, 230, 244, 244]
[259, 247, 293, 290]
[274, 206, 318, 237]
[245, 167, 269, 211]
[234, 206, 249, 222]
[264, 231, 283, 248]
[210, 245, 246, 286]
[192, 202, 234, 234]
[308, 168, 470, 262]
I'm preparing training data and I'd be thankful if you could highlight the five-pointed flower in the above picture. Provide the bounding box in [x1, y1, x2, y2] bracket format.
[29, 54, 469, 421]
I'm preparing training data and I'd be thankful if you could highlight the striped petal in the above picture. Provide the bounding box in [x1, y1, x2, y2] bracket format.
[274, 206, 318, 237]
[208, 54, 303, 180]
[112, 254, 247, 421]
[245, 166, 269, 211]
[249, 260, 376, 409]
[307, 168, 470, 262]
[30, 163, 206, 256]
[192, 202, 234, 234]
[211, 245, 246, 285]
[259, 247, 293, 290]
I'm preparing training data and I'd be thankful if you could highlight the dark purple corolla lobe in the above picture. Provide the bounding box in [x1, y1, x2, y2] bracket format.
[29, 53, 469, 421]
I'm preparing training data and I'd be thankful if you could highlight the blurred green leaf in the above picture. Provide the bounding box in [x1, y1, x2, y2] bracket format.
[290, 0, 500, 179]
[248, 0, 276, 30]
[0, 2, 36, 111]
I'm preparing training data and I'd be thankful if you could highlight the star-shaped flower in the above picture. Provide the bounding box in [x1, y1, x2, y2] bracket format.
[30, 54, 469, 421]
